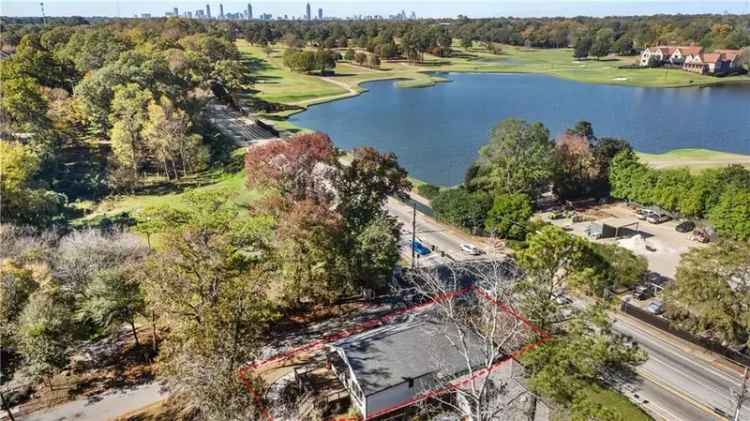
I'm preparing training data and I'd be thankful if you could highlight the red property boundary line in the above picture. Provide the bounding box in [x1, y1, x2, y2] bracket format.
[238, 285, 551, 421]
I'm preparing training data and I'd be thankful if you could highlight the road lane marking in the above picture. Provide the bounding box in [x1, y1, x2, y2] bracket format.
[637, 370, 723, 420]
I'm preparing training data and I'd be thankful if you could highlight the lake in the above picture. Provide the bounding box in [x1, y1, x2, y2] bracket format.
[290, 72, 750, 186]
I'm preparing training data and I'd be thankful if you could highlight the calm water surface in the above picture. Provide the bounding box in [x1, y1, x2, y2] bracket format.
[290, 72, 750, 186]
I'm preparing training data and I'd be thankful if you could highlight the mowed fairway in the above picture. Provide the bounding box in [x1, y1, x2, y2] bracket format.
[638, 148, 750, 171]
[439, 45, 748, 88]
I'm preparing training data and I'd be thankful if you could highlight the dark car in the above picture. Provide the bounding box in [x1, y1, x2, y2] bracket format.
[675, 221, 695, 233]
[634, 285, 652, 300]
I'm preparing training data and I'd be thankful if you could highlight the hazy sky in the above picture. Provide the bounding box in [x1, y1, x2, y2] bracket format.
[2, 0, 749, 18]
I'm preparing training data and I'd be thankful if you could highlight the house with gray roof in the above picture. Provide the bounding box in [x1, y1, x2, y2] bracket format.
[327, 309, 547, 420]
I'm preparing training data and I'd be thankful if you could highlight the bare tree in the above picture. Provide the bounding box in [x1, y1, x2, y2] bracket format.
[401, 258, 545, 421]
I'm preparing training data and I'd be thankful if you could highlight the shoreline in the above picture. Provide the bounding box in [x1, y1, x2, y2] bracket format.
[272, 67, 750, 120]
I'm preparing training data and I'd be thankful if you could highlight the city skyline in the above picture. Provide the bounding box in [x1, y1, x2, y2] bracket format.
[2, 1, 750, 18]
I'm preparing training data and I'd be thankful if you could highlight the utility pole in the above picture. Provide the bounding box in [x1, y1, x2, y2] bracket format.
[411, 200, 416, 269]
[734, 367, 749, 421]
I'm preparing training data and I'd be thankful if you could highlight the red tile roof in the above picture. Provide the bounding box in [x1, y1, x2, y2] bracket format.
[702, 53, 723, 63]
[677, 46, 704, 56]
[715, 49, 740, 60]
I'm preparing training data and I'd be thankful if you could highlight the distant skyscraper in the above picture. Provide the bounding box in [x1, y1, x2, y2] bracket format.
[318, 7, 322, 19]
[306, 2, 311, 20]
[206, 4, 211, 18]
[173, 7, 178, 16]
[187, 11, 193, 18]
[219, 3, 224, 18]
[247, 3, 253, 19]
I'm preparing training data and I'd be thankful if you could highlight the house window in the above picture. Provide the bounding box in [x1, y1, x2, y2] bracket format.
[407, 378, 414, 388]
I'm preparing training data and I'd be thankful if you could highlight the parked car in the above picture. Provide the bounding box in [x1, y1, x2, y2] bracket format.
[634, 285, 652, 300]
[410, 240, 431, 256]
[646, 213, 671, 224]
[646, 300, 665, 315]
[461, 243, 482, 255]
[675, 221, 695, 233]
[636, 208, 652, 220]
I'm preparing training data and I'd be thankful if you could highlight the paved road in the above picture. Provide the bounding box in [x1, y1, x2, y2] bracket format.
[21, 382, 167, 421]
[614, 314, 749, 421]
[386, 194, 749, 421]
[385, 196, 494, 265]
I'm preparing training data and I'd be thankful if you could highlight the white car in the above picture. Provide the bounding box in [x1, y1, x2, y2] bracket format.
[461, 243, 482, 255]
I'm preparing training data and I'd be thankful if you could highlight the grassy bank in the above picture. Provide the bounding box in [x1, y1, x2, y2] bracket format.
[637, 148, 750, 171]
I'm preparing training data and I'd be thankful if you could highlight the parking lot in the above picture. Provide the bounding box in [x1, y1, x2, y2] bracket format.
[545, 201, 707, 279]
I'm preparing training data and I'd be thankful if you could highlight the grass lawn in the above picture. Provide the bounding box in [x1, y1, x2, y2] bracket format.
[78, 149, 262, 225]
[583, 384, 653, 421]
[637, 148, 750, 171]
[444, 45, 750, 88]
[238, 40, 347, 104]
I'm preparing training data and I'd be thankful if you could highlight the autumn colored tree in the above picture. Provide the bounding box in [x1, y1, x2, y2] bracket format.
[273, 200, 346, 306]
[245, 132, 338, 202]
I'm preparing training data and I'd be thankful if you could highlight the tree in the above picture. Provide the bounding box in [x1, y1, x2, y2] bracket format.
[709, 188, 750, 241]
[245, 133, 338, 202]
[484, 193, 533, 240]
[0, 140, 63, 226]
[142, 97, 208, 179]
[523, 306, 643, 419]
[552, 132, 597, 200]
[664, 241, 750, 345]
[142, 191, 276, 420]
[470, 118, 554, 198]
[0, 259, 39, 349]
[282, 48, 317, 73]
[314, 49, 337, 74]
[352, 214, 401, 291]
[368, 53, 381, 69]
[109, 83, 153, 184]
[79, 269, 145, 347]
[60, 27, 129, 74]
[0, 75, 51, 138]
[55, 229, 146, 299]
[17, 290, 76, 386]
[432, 188, 492, 232]
[461, 37, 474, 49]
[591, 28, 614, 59]
[354, 52, 368, 66]
[273, 200, 346, 306]
[573, 33, 593, 59]
[515, 225, 593, 331]
[344, 48, 355, 61]
[335, 146, 410, 229]
[613, 34, 634, 55]
[589, 243, 647, 291]
[738, 47, 750, 72]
